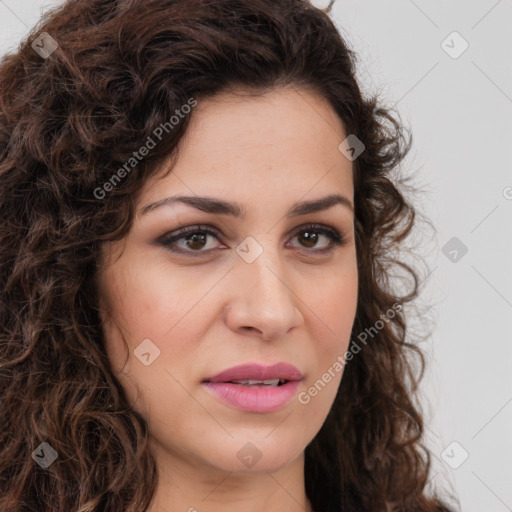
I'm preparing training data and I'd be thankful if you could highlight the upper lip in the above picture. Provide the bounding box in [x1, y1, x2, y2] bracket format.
[203, 363, 303, 383]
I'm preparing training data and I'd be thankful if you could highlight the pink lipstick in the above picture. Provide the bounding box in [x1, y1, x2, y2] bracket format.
[202, 363, 303, 413]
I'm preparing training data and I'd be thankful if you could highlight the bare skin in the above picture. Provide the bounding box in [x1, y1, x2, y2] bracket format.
[97, 85, 358, 512]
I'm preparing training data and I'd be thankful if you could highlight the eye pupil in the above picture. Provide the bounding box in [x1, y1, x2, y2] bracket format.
[187, 233, 207, 250]
[300, 231, 318, 248]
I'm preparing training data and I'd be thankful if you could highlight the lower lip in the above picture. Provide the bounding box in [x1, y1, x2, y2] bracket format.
[202, 380, 301, 413]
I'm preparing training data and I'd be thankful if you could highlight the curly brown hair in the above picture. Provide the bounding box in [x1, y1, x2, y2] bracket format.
[0, 0, 458, 511]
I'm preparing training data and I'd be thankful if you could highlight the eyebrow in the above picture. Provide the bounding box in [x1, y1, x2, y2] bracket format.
[139, 193, 354, 218]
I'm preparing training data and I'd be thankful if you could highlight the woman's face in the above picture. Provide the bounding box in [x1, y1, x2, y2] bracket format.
[98, 86, 358, 478]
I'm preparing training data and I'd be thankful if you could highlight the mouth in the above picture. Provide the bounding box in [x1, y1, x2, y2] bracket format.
[203, 362, 303, 384]
[202, 363, 303, 413]
[222, 378, 289, 387]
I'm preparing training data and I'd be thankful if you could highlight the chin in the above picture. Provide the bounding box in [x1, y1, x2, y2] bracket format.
[207, 437, 305, 474]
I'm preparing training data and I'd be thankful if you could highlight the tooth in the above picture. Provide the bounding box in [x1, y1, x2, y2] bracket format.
[230, 378, 281, 386]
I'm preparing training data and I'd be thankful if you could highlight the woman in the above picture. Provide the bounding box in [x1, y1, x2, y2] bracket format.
[0, 1, 458, 511]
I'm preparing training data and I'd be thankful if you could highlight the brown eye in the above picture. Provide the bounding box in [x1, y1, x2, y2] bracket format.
[183, 232, 209, 251]
[290, 224, 345, 253]
[157, 223, 346, 256]
[158, 225, 221, 255]
[296, 229, 320, 249]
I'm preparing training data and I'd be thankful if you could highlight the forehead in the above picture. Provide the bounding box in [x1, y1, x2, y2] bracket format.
[140, 86, 354, 211]
[184, 85, 347, 155]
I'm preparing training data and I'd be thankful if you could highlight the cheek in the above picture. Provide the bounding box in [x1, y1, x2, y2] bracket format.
[102, 261, 191, 343]
[309, 271, 358, 348]
[302, 272, 357, 404]
[99, 262, 208, 397]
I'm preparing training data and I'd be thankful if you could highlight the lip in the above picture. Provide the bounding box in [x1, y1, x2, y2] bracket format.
[203, 363, 303, 383]
[202, 363, 303, 413]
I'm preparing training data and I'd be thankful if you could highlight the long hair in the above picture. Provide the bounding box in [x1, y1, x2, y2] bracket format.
[0, 1, 458, 510]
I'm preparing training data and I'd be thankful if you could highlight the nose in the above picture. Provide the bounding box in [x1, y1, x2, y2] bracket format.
[223, 241, 304, 340]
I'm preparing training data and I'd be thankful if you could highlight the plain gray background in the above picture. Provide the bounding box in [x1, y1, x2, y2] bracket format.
[1, 1, 511, 511]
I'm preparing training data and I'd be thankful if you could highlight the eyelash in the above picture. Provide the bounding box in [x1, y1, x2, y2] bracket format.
[157, 223, 346, 257]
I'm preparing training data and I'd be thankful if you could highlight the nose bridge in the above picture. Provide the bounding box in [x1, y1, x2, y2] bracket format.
[239, 234, 290, 300]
